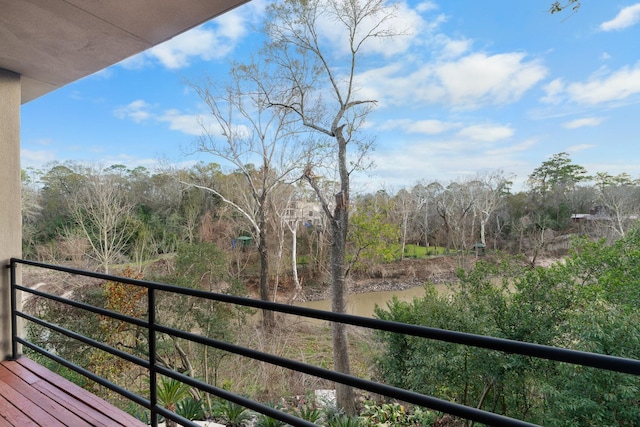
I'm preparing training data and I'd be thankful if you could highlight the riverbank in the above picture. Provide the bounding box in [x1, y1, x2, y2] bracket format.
[298, 255, 466, 302]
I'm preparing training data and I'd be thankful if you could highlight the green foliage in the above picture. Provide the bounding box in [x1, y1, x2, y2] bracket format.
[156, 376, 191, 412]
[255, 415, 285, 427]
[326, 415, 364, 427]
[374, 233, 640, 424]
[567, 230, 640, 310]
[254, 403, 286, 427]
[359, 401, 430, 426]
[527, 152, 590, 230]
[360, 402, 409, 427]
[214, 400, 252, 427]
[176, 397, 206, 421]
[292, 401, 322, 423]
[403, 244, 447, 258]
[528, 152, 590, 196]
[349, 198, 401, 270]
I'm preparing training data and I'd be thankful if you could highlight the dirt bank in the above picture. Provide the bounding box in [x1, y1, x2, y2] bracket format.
[300, 255, 468, 302]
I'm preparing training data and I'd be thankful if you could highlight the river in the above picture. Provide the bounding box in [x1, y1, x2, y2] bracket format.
[295, 283, 451, 318]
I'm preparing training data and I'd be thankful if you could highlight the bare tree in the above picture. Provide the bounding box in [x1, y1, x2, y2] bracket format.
[258, 0, 403, 413]
[413, 181, 444, 249]
[436, 180, 477, 254]
[393, 188, 414, 260]
[67, 168, 135, 274]
[187, 66, 307, 329]
[470, 171, 512, 248]
[594, 172, 640, 239]
[270, 184, 306, 303]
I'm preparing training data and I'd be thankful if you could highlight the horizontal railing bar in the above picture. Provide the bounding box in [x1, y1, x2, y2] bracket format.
[153, 406, 200, 427]
[17, 338, 151, 410]
[13, 258, 640, 375]
[17, 311, 150, 370]
[156, 324, 538, 427]
[12, 258, 640, 427]
[16, 284, 150, 330]
[157, 366, 321, 427]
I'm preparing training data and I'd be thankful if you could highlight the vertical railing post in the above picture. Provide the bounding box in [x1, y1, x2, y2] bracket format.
[9, 259, 18, 360]
[149, 286, 158, 427]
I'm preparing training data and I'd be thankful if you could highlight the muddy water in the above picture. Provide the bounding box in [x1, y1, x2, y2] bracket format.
[295, 283, 451, 318]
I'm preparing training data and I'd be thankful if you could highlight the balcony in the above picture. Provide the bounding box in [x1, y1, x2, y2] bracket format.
[7, 257, 640, 427]
[0, 357, 145, 426]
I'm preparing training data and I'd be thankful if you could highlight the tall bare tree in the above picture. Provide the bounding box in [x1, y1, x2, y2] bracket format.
[594, 172, 640, 239]
[259, 0, 402, 413]
[67, 168, 135, 274]
[187, 65, 307, 329]
[469, 171, 512, 248]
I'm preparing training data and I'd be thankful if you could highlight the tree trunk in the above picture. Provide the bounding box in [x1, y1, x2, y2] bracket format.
[331, 194, 355, 415]
[289, 223, 301, 303]
[331, 128, 355, 415]
[258, 213, 275, 330]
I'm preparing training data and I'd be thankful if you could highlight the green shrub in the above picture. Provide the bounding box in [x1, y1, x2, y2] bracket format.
[214, 400, 252, 427]
[176, 397, 206, 421]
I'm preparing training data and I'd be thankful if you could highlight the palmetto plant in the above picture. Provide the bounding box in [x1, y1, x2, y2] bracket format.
[156, 376, 191, 427]
[215, 400, 252, 427]
[176, 397, 206, 421]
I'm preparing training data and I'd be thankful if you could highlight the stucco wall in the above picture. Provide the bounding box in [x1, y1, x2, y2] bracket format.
[0, 68, 22, 359]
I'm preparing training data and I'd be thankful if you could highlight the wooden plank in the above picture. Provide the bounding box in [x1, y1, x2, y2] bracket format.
[0, 358, 148, 427]
[0, 374, 63, 427]
[0, 392, 37, 426]
[0, 415, 17, 427]
[0, 364, 88, 427]
[16, 358, 147, 427]
[0, 412, 19, 427]
[32, 379, 119, 427]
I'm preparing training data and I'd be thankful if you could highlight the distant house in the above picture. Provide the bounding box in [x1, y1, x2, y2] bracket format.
[571, 205, 612, 223]
[283, 201, 324, 228]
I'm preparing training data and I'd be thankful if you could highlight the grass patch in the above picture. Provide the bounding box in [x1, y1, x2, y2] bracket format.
[402, 244, 447, 258]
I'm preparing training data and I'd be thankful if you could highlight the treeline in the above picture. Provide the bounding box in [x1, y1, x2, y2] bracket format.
[21, 151, 640, 277]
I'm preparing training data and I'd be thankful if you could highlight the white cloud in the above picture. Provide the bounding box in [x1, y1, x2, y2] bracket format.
[379, 118, 460, 134]
[121, 2, 263, 70]
[562, 117, 604, 129]
[566, 63, 640, 104]
[485, 139, 537, 156]
[600, 4, 640, 31]
[365, 136, 530, 191]
[364, 52, 546, 109]
[149, 26, 236, 69]
[416, 1, 438, 14]
[566, 144, 595, 153]
[437, 36, 472, 59]
[456, 124, 514, 142]
[113, 100, 153, 123]
[434, 53, 547, 109]
[21, 149, 57, 167]
[158, 110, 207, 136]
[541, 78, 565, 104]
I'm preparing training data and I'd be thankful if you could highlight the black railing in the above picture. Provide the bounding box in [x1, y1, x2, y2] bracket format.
[9, 257, 640, 427]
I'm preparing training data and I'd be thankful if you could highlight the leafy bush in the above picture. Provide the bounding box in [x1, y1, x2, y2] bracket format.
[214, 400, 252, 427]
[292, 401, 322, 423]
[176, 397, 206, 421]
[374, 234, 640, 425]
[254, 403, 285, 427]
[358, 401, 435, 426]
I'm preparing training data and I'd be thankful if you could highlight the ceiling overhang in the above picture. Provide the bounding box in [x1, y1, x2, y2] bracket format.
[0, 0, 250, 104]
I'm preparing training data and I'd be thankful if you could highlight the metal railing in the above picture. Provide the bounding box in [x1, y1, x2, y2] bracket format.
[9, 257, 640, 427]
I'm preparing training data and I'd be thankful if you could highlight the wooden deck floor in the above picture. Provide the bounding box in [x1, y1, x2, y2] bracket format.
[0, 357, 147, 426]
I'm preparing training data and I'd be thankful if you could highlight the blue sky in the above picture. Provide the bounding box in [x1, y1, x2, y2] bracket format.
[20, 1, 640, 193]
